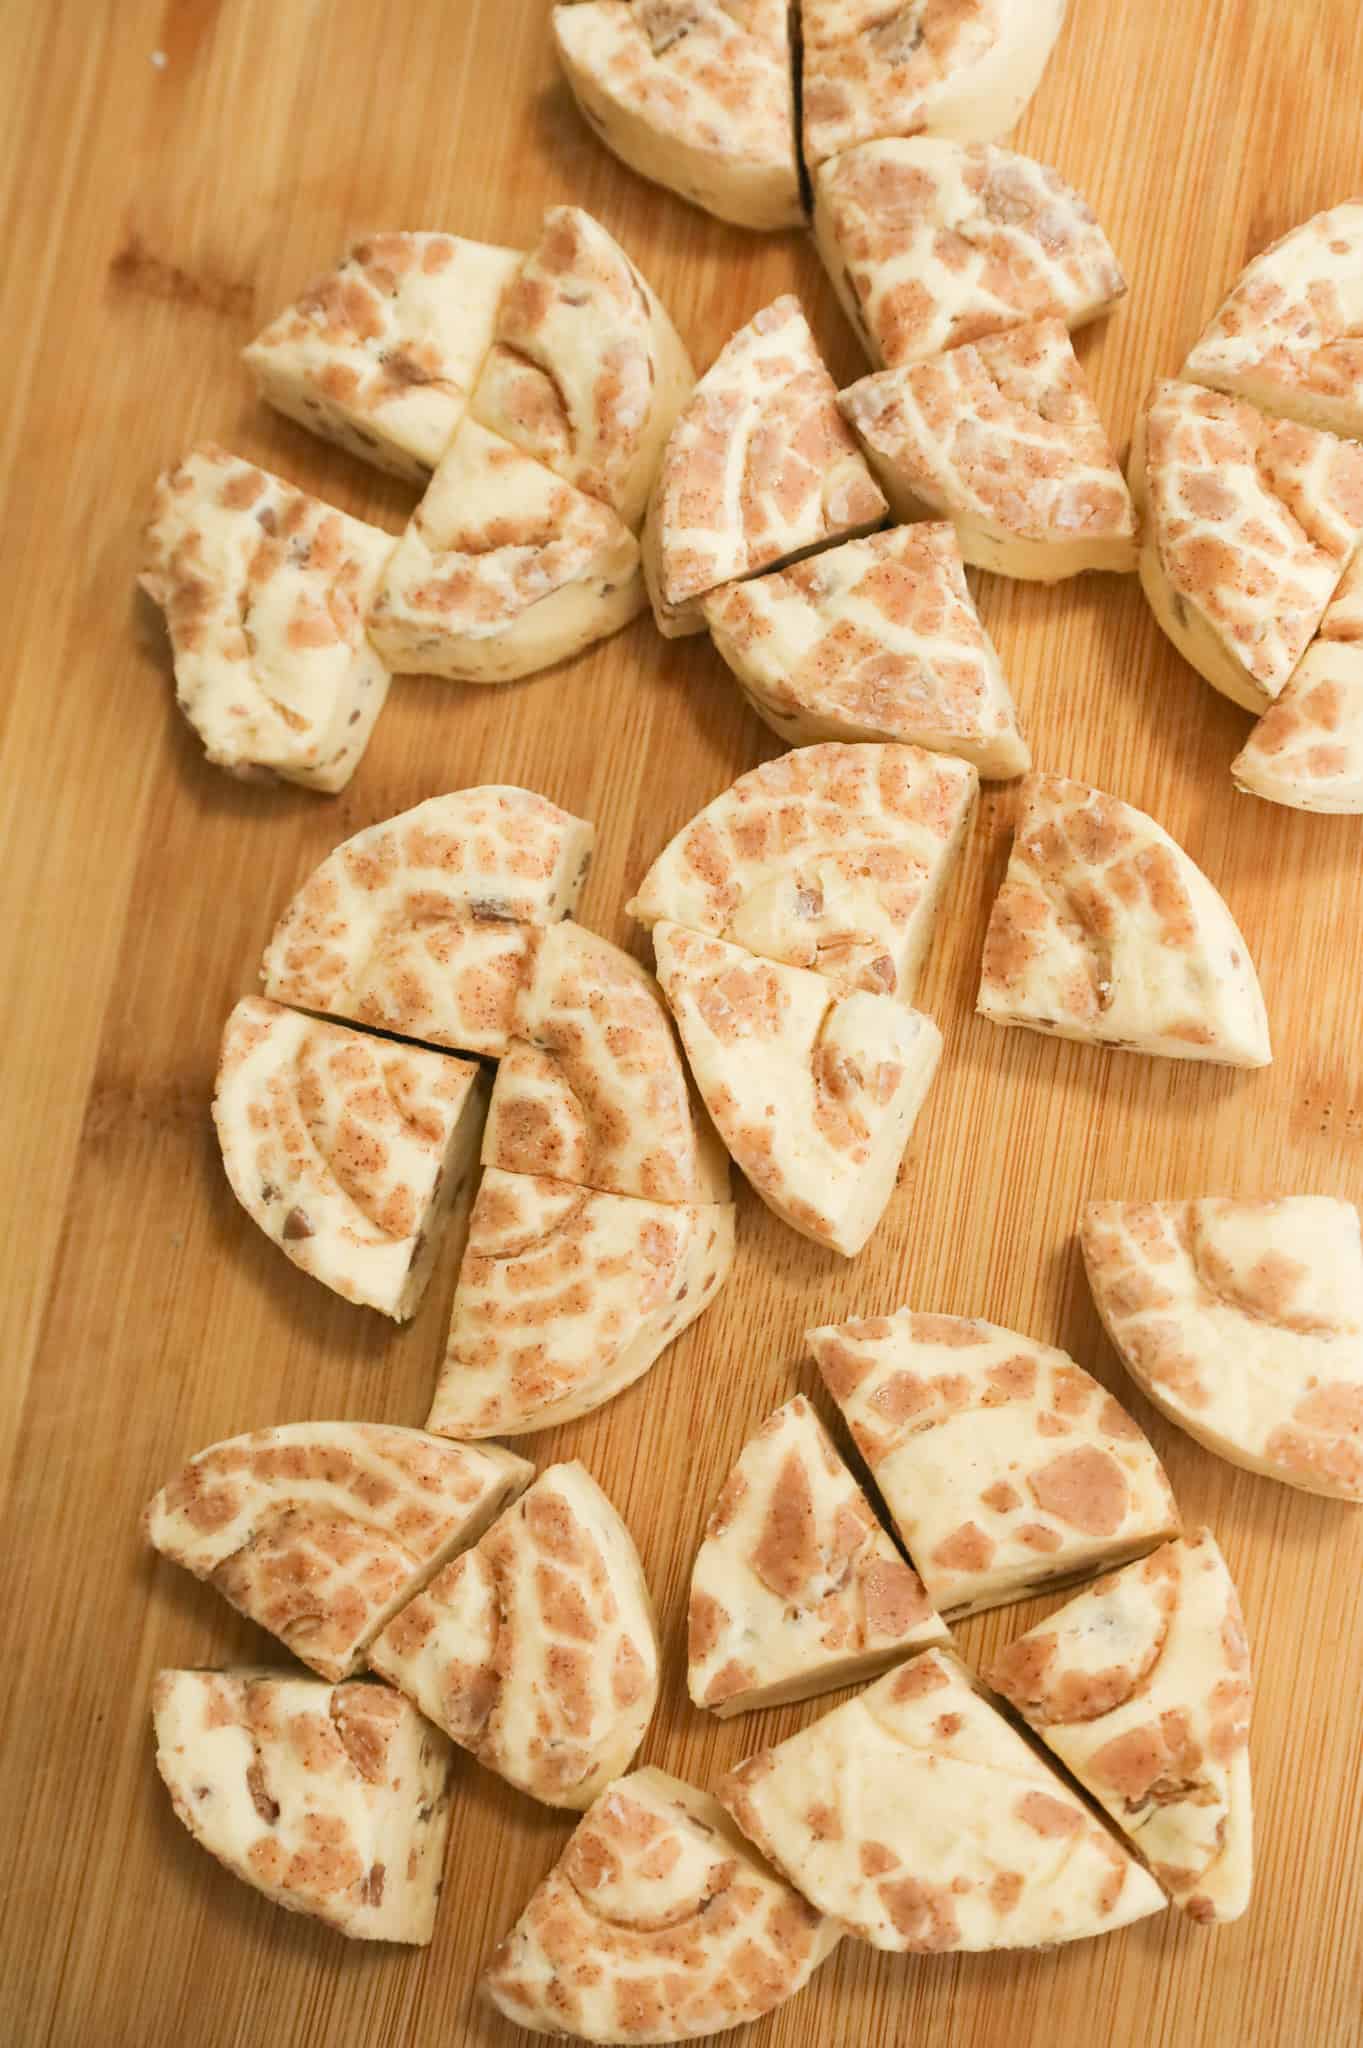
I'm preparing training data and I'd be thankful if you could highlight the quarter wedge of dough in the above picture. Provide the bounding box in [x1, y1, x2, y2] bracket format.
[842, 318, 1136, 579]
[1233, 549, 1363, 811]
[144, 1424, 531, 1681]
[428, 1169, 735, 1437]
[653, 923, 942, 1257]
[814, 137, 1124, 370]
[991, 1531, 1254, 1924]
[243, 232, 523, 481]
[483, 1766, 841, 2041]
[700, 526, 1029, 777]
[977, 774, 1272, 1067]
[1082, 1198, 1363, 1503]
[629, 742, 978, 1001]
[213, 998, 487, 1320]
[371, 1462, 659, 1809]
[808, 1308, 1180, 1616]
[688, 1395, 947, 1716]
[139, 446, 392, 793]
[718, 1647, 1166, 1951]
[153, 1670, 453, 1941]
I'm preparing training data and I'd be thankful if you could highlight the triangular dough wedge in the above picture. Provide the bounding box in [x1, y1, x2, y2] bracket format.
[139, 446, 392, 793]
[1132, 379, 1363, 712]
[700, 527, 1029, 777]
[801, 0, 1068, 171]
[1082, 1199, 1363, 1503]
[643, 296, 887, 636]
[144, 1424, 531, 1681]
[552, 1, 802, 233]
[260, 787, 593, 1049]
[1183, 201, 1363, 439]
[718, 1647, 1166, 1950]
[214, 998, 487, 1320]
[991, 1531, 1253, 1924]
[808, 1309, 1180, 1616]
[688, 1395, 947, 1715]
[470, 205, 694, 530]
[483, 1766, 840, 2041]
[482, 922, 730, 1203]
[153, 1670, 453, 1942]
[1234, 646, 1363, 814]
[842, 318, 1136, 579]
[977, 774, 1272, 1067]
[369, 419, 644, 682]
[629, 742, 978, 1000]
[652, 923, 942, 1257]
[243, 232, 523, 481]
[814, 137, 1125, 370]
[428, 1169, 734, 1437]
[371, 1462, 658, 1808]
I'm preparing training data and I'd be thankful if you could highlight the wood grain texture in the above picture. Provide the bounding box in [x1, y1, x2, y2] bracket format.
[2, 2, 1361, 2044]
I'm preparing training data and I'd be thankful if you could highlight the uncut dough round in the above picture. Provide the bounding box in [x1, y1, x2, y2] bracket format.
[1082, 1198, 1363, 1502]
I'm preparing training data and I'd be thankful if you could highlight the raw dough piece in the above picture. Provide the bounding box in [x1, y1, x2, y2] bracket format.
[1233, 567, 1363, 811]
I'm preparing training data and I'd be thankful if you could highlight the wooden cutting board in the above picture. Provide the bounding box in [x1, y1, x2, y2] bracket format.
[3, 2, 1361, 2043]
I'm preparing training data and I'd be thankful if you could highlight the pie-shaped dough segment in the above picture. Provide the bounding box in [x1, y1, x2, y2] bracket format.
[814, 137, 1124, 370]
[371, 1462, 659, 1808]
[718, 1648, 1165, 1951]
[977, 775, 1272, 1068]
[991, 1531, 1253, 1924]
[808, 1308, 1179, 1615]
[260, 787, 594, 1050]
[1233, 556, 1363, 810]
[644, 296, 887, 636]
[842, 319, 1136, 579]
[139, 447, 392, 793]
[552, 1, 803, 233]
[145, 1424, 531, 1681]
[214, 998, 487, 1320]
[428, 1169, 735, 1437]
[243, 233, 522, 481]
[653, 923, 942, 1258]
[1082, 1199, 1363, 1502]
[153, 1670, 453, 1942]
[629, 741, 978, 1001]
[1133, 379, 1363, 712]
[688, 1395, 947, 1715]
[483, 1766, 840, 2041]
[701, 527, 1028, 777]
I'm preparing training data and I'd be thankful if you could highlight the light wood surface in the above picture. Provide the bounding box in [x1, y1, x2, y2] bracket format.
[3, 2, 1362, 2044]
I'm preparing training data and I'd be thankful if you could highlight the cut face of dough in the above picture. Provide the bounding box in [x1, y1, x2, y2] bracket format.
[801, 0, 1068, 171]
[718, 1647, 1166, 1951]
[1133, 380, 1363, 712]
[991, 1531, 1253, 1924]
[1233, 650, 1363, 814]
[260, 787, 594, 1049]
[629, 741, 978, 1001]
[977, 774, 1272, 1067]
[213, 998, 487, 1320]
[483, 1766, 840, 2042]
[700, 526, 1029, 777]
[643, 295, 887, 636]
[368, 419, 644, 683]
[552, 1, 803, 233]
[841, 318, 1136, 579]
[144, 1424, 531, 1682]
[371, 1462, 659, 1809]
[428, 1169, 735, 1437]
[470, 205, 693, 530]
[153, 1670, 453, 1942]
[139, 446, 392, 793]
[688, 1395, 947, 1716]
[814, 137, 1125, 370]
[808, 1309, 1179, 1616]
[1183, 202, 1363, 439]
[653, 923, 943, 1258]
[1082, 1199, 1363, 1503]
